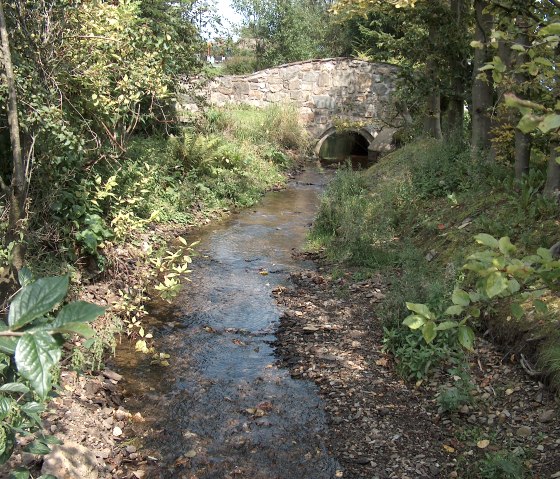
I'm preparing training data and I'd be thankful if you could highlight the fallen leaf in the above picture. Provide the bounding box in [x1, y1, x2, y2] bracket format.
[375, 358, 388, 367]
[443, 445, 455, 453]
[477, 439, 490, 449]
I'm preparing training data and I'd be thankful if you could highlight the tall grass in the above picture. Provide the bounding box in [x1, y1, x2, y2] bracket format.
[310, 138, 560, 386]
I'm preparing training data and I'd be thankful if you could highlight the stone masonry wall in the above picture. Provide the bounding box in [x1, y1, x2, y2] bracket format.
[177, 58, 399, 139]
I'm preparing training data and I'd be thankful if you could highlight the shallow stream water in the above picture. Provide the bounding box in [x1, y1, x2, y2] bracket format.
[114, 165, 338, 478]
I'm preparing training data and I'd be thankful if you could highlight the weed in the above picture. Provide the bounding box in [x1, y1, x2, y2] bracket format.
[478, 451, 526, 479]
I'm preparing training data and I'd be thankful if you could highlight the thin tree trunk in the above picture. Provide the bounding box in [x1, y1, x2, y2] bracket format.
[514, 129, 531, 179]
[513, 21, 531, 179]
[0, 0, 27, 270]
[544, 141, 560, 196]
[424, 48, 443, 140]
[471, 0, 494, 155]
[425, 89, 443, 140]
[447, 0, 466, 138]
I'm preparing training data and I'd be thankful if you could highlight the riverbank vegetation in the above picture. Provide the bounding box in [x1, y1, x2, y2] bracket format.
[0, 0, 307, 467]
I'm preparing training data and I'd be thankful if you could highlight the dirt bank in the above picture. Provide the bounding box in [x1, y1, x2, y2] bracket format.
[273, 258, 560, 479]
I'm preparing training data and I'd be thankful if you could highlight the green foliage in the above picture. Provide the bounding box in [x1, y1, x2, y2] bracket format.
[382, 325, 463, 380]
[402, 234, 560, 351]
[0, 274, 103, 464]
[437, 366, 473, 413]
[232, 0, 335, 70]
[477, 451, 526, 479]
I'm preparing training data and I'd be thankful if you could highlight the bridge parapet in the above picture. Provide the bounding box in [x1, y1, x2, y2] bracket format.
[177, 58, 400, 153]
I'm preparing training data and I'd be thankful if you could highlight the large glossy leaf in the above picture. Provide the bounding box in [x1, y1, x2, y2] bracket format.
[422, 321, 437, 343]
[498, 236, 516, 255]
[0, 427, 15, 464]
[0, 396, 13, 421]
[405, 302, 434, 319]
[8, 277, 69, 330]
[0, 337, 19, 355]
[444, 305, 464, 316]
[15, 332, 61, 399]
[457, 325, 475, 351]
[0, 383, 30, 394]
[53, 301, 105, 327]
[436, 321, 458, 331]
[485, 272, 509, 298]
[52, 322, 95, 338]
[402, 314, 426, 330]
[452, 289, 470, 307]
[474, 233, 499, 249]
[24, 440, 51, 455]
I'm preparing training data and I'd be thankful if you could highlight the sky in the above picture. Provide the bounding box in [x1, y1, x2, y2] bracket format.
[212, 0, 243, 39]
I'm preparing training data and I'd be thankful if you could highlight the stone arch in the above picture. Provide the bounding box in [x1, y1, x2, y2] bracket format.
[313, 126, 376, 160]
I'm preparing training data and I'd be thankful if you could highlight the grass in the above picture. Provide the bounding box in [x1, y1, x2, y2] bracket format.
[309, 138, 560, 388]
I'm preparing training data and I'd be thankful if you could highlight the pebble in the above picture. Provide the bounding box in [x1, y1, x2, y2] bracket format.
[516, 426, 532, 437]
[112, 426, 123, 437]
[126, 445, 137, 454]
[539, 410, 556, 423]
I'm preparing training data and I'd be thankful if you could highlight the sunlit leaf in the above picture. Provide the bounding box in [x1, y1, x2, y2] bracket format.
[422, 321, 437, 343]
[15, 332, 61, 399]
[8, 277, 69, 330]
[405, 302, 434, 319]
[402, 314, 426, 330]
[457, 325, 475, 351]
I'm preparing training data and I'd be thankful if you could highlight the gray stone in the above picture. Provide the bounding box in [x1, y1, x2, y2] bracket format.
[516, 426, 532, 437]
[539, 410, 556, 423]
[42, 442, 99, 479]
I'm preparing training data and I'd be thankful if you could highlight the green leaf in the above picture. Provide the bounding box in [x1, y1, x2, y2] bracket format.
[457, 325, 475, 351]
[422, 321, 437, 344]
[474, 233, 499, 249]
[53, 301, 105, 328]
[537, 247, 553, 262]
[539, 23, 560, 36]
[452, 289, 470, 307]
[9, 466, 30, 479]
[511, 303, 524, 320]
[39, 435, 62, 445]
[517, 114, 541, 134]
[17, 267, 33, 288]
[538, 114, 560, 134]
[24, 440, 50, 455]
[534, 299, 548, 314]
[0, 337, 18, 355]
[8, 277, 69, 330]
[0, 397, 13, 421]
[511, 44, 525, 52]
[403, 314, 426, 330]
[498, 236, 516, 255]
[15, 332, 61, 399]
[405, 302, 434, 319]
[507, 278, 521, 294]
[0, 426, 15, 464]
[444, 305, 464, 316]
[52, 322, 95, 338]
[20, 401, 44, 415]
[469, 291, 481, 302]
[486, 272, 509, 298]
[436, 321, 458, 331]
[0, 383, 30, 394]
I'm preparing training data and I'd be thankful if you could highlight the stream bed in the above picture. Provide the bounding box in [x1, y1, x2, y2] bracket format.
[114, 166, 339, 478]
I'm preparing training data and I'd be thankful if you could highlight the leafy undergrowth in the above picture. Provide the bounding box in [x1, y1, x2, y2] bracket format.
[308, 139, 560, 390]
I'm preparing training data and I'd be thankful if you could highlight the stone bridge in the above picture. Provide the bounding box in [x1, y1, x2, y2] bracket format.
[177, 58, 400, 159]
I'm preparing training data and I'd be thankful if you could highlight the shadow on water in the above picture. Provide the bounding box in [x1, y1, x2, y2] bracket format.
[113, 165, 339, 478]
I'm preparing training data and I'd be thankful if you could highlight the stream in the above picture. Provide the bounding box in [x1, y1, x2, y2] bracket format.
[114, 165, 339, 478]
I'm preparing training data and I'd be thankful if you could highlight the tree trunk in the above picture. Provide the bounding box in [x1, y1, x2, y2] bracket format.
[424, 52, 442, 139]
[471, 0, 494, 155]
[513, 21, 531, 179]
[544, 141, 560, 196]
[514, 129, 531, 179]
[0, 0, 27, 270]
[447, 0, 466, 138]
[425, 89, 443, 140]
